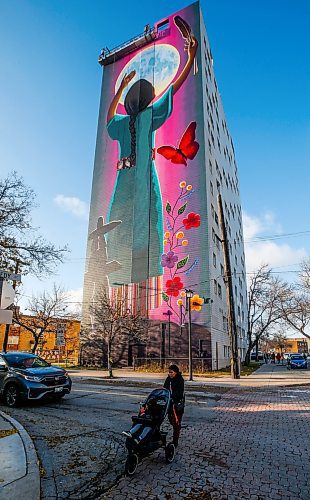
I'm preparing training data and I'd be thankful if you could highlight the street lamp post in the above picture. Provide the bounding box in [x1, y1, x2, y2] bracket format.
[163, 310, 172, 356]
[185, 289, 194, 381]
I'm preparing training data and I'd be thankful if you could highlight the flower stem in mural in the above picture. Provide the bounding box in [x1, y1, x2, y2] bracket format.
[161, 180, 202, 320]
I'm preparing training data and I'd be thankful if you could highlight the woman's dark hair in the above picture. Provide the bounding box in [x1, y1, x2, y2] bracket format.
[168, 364, 180, 374]
[124, 79, 155, 166]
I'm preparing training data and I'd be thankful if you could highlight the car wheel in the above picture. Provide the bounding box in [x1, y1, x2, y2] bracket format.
[4, 384, 20, 407]
[125, 453, 138, 476]
[165, 442, 176, 463]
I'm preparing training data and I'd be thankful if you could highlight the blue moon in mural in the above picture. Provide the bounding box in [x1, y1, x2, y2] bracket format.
[115, 44, 180, 103]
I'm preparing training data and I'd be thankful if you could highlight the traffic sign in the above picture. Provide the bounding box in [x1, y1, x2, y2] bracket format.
[0, 270, 21, 282]
[0, 310, 13, 324]
[56, 324, 66, 346]
[0, 281, 15, 309]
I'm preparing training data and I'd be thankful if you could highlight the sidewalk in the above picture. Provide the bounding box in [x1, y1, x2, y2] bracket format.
[68, 362, 310, 388]
[0, 410, 40, 500]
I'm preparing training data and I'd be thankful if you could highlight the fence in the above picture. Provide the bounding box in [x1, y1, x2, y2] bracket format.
[132, 356, 231, 373]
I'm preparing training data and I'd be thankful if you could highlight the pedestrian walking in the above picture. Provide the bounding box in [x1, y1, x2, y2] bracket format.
[271, 352, 276, 364]
[163, 364, 185, 448]
[276, 352, 281, 364]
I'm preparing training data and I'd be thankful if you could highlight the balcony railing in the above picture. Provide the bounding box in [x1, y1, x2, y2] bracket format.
[98, 28, 157, 66]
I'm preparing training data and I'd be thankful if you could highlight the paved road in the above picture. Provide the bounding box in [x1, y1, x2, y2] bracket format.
[1, 381, 217, 499]
[1, 367, 310, 499]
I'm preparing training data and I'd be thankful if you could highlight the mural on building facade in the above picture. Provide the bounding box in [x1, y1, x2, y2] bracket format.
[84, 3, 209, 326]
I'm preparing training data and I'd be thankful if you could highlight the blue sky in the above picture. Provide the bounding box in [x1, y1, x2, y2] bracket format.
[1, 0, 309, 310]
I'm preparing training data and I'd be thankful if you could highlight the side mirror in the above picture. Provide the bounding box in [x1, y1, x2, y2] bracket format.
[0, 365, 8, 372]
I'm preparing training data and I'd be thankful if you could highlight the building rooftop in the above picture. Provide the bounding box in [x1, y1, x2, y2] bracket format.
[98, 26, 156, 66]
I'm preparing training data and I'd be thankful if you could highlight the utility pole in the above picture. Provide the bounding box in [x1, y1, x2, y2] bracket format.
[160, 323, 166, 369]
[217, 194, 240, 379]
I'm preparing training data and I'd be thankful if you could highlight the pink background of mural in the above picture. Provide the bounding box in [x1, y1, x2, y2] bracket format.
[88, 2, 209, 324]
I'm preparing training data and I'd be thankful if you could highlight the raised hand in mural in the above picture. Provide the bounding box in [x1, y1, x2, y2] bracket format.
[120, 70, 136, 89]
[172, 19, 198, 95]
[107, 70, 136, 123]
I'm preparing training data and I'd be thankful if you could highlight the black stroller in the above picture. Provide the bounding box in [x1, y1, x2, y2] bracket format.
[122, 388, 176, 475]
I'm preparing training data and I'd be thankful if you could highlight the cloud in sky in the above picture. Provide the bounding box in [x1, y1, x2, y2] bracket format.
[54, 194, 89, 220]
[243, 211, 307, 274]
[66, 287, 83, 315]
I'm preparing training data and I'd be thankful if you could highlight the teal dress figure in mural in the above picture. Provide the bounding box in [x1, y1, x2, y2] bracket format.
[106, 36, 198, 285]
[107, 84, 173, 284]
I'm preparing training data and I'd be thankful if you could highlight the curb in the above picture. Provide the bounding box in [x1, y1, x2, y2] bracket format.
[0, 410, 40, 500]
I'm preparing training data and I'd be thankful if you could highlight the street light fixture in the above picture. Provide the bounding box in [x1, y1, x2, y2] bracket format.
[185, 289, 194, 381]
[163, 310, 172, 355]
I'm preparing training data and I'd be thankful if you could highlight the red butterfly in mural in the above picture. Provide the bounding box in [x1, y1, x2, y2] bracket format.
[157, 121, 199, 166]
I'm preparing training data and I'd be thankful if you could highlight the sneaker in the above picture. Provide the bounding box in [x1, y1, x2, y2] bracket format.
[122, 431, 132, 438]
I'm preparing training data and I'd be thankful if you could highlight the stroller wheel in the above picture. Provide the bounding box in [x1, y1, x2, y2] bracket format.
[125, 453, 138, 475]
[165, 442, 176, 464]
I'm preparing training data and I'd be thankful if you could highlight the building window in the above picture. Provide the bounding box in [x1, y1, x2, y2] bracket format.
[213, 252, 216, 267]
[209, 159, 213, 174]
[214, 279, 217, 295]
[218, 283, 222, 298]
[210, 181, 213, 195]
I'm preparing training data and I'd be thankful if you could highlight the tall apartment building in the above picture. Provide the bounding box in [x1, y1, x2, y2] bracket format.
[82, 1, 248, 369]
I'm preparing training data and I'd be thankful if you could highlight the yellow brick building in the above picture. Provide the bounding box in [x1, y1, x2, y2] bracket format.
[0, 316, 80, 365]
[284, 337, 309, 354]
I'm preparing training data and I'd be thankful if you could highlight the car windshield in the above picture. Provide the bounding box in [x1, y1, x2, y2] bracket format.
[291, 355, 303, 360]
[3, 354, 50, 368]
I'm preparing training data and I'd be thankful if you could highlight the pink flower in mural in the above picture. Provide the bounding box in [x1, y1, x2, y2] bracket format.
[161, 251, 178, 269]
[183, 212, 201, 230]
[166, 277, 184, 297]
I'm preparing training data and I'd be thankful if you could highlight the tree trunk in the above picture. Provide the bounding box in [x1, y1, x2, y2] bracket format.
[31, 334, 39, 353]
[244, 350, 251, 366]
[107, 341, 113, 378]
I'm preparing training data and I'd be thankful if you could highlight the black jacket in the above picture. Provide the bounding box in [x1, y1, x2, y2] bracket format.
[164, 373, 185, 403]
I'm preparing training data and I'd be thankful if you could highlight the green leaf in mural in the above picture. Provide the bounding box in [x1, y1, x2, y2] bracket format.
[166, 201, 171, 214]
[162, 292, 169, 302]
[177, 255, 189, 269]
[178, 203, 187, 215]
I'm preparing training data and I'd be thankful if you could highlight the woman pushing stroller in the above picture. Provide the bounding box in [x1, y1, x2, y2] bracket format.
[122, 365, 185, 474]
[164, 364, 185, 448]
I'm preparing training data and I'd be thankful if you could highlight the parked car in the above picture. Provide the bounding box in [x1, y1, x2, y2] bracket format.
[287, 354, 308, 370]
[250, 351, 264, 361]
[0, 352, 72, 407]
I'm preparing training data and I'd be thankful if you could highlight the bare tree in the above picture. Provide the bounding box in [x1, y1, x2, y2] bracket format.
[245, 264, 288, 364]
[279, 286, 310, 341]
[300, 258, 310, 291]
[0, 171, 68, 276]
[86, 288, 148, 377]
[13, 285, 70, 352]
[267, 332, 289, 353]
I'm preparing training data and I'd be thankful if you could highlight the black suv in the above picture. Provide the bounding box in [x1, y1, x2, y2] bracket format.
[0, 352, 72, 407]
